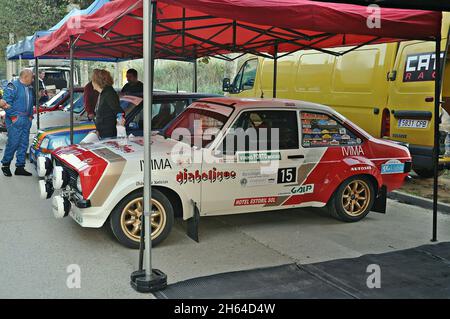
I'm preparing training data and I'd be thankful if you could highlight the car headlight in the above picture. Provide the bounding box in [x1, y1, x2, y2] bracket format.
[76, 176, 82, 193]
[52, 167, 69, 190]
[37, 156, 53, 177]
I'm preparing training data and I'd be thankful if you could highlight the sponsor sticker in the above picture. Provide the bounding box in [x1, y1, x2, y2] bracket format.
[240, 170, 277, 187]
[351, 166, 372, 172]
[342, 146, 365, 157]
[237, 151, 281, 163]
[290, 184, 314, 195]
[104, 141, 135, 153]
[234, 196, 278, 207]
[176, 168, 236, 184]
[403, 52, 444, 82]
[381, 160, 405, 175]
[140, 159, 173, 171]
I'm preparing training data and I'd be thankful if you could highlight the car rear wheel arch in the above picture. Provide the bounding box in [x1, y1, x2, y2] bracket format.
[327, 174, 379, 222]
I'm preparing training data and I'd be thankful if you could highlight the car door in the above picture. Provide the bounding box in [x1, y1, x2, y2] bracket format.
[200, 108, 305, 216]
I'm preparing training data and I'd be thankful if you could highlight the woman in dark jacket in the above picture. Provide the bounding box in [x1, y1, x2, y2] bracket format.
[92, 69, 124, 139]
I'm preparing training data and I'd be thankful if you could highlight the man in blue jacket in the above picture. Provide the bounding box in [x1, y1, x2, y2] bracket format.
[1, 69, 35, 177]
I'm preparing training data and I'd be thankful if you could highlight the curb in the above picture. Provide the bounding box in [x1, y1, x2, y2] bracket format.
[388, 191, 450, 215]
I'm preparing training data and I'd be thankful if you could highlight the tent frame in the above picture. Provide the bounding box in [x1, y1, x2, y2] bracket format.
[31, 0, 443, 293]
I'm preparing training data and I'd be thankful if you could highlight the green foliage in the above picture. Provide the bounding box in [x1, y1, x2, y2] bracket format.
[0, 0, 95, 78]
[152, 59, 234, 94]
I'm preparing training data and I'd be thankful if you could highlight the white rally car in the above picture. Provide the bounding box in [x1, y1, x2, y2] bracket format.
[38, 98, 412, 248]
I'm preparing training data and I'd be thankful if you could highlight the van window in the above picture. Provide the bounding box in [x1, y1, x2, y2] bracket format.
[231, 59, 258, 93]
[224, 110, 299, 152]
[301, 112, 361, 148]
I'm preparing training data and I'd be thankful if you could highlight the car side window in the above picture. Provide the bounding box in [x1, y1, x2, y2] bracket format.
[231, 59, 258, 93]
[301, 112, 362, 148]
[222, 110, 299, 153]
[130, 100, 190, 130]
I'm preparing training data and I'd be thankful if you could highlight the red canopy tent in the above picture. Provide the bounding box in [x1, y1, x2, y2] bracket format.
[35, 0, 444, 292]
[35, 0, 442, 60]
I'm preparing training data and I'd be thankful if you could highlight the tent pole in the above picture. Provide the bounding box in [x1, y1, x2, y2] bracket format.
[131, 0, 167, 293]
[432, 36, 442, 242]
[69, 36, 75, 145]
[35, 58, 40, 130]
[193, 59, 198, 93]
[273, 43, 278, 98]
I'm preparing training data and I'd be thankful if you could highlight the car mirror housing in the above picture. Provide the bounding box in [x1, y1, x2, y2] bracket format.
[222, 78, 231, 92]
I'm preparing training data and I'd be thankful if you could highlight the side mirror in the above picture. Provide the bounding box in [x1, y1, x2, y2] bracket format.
[222, 78, 231, 92]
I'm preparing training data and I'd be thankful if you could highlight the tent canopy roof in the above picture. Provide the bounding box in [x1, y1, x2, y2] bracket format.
[6, 0, 111, 61]
[35, 0, 442, 61]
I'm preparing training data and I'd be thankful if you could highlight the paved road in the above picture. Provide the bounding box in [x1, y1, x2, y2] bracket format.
[1, 137, 450, 298]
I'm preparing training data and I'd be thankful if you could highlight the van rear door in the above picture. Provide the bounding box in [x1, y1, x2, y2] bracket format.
[387, 40, 447, 148]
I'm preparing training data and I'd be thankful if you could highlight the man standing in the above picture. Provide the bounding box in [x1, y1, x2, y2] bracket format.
[121, 69, 144, 96]
[83, 80, 99, 121]
[38, 70, 49, 104]
[1, 69, 35, 177]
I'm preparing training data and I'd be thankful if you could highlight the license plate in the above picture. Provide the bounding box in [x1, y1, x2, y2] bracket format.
[398, 119, 428, 129]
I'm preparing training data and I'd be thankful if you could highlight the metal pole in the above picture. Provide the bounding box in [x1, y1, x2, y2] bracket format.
[131, 0, 167, 293]
[273, 43, 278, 98]
[131, 0, 166, 293]
[69, 36, 75, 145]
[143, 0, 156, 278]
[432, 36, 442, 242]
[193, 59, 198, 93]
[34, 58, 40, 130]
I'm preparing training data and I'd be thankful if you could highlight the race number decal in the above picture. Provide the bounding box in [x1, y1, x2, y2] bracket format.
[277, 167, 297, 184]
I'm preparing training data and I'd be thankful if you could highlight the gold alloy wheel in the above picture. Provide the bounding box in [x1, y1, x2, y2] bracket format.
[120, 197, 167, 242]
[342, 180, 371, 217]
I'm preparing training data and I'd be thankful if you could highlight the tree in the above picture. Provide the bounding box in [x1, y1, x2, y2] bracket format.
[0, 0, 95, 78]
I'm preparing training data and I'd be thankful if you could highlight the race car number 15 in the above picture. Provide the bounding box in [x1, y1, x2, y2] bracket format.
[278, 168, 297, 184]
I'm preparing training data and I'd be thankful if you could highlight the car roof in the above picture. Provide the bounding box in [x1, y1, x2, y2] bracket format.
[194, 97, 339, 115]
[138, 91, 223, 99]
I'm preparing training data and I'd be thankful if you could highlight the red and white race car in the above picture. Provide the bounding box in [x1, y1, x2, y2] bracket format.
[38, 98, 412, 248]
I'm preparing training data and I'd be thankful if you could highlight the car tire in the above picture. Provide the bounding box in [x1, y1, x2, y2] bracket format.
[328, 175, 375, 222]
[110, 189, 174, 249]
[413, 168, 444, 179]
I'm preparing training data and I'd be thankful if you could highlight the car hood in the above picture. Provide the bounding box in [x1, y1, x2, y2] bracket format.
[52, 134, 184, 172]
[35, 122, 95, 142]
[31, 110, 79, 135]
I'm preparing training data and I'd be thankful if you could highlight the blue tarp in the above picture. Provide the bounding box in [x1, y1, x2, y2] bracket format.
[6, 0, 113, 61]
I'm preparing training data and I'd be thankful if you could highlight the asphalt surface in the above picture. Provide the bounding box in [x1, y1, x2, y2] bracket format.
[1, 135, 450, 298]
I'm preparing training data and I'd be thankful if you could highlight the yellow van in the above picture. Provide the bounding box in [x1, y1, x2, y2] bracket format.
[224, 13, 450, 178]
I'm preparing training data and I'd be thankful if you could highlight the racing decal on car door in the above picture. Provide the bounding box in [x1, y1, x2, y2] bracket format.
[89, 148, 126, 207]
[262, 148, 327, 207]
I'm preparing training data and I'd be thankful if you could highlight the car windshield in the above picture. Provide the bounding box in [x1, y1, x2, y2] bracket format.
[164, 103, 232, 147]
[63, 92, 84, 113]
[42, 90, 68, 108]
